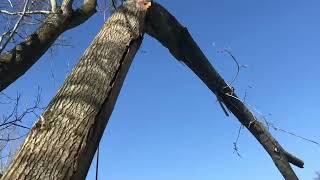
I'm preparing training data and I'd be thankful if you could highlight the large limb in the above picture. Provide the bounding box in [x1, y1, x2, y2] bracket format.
[0, 0, 97, 92]
[146, 3, 303, 180]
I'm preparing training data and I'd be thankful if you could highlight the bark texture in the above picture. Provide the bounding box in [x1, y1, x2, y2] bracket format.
[146, 3, 303, 180]
[1, 1, 148, 179]
[0, 1, 97, 92]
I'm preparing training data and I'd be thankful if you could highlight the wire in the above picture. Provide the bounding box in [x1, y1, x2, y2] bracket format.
[96, 145, 100, 180]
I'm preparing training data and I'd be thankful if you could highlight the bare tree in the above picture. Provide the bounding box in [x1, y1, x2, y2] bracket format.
[0, 0, 308, 180]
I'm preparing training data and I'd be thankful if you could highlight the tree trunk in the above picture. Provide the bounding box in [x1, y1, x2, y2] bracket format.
[2, 1, 303, 179]
[1, 1, 149, 179]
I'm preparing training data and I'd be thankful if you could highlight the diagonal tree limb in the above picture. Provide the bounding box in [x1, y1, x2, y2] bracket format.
[146, 3, 303, 179]
[0, 0, 97, 92]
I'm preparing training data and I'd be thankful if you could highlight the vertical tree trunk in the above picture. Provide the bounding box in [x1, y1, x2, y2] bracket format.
[1, 1, 149, 179]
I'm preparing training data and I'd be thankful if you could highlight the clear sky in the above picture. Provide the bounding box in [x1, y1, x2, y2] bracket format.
[1, 0, 320, 179]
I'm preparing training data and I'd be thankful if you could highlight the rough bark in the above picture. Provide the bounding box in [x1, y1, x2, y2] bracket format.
[0, 0, 97, 92]
[146, 3, 303, 180]
[1, 1, 148, 179]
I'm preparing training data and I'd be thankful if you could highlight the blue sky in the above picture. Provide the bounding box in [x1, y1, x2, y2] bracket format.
[1, 0, 320, 179]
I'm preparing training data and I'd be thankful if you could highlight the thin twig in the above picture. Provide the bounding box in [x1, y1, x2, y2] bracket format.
[233, 125, 244, 157]
[0, 88, 43, 131]
[6, 0, 13, 8]
[267, 122, 320, 146]
[111, 0, 117, 9]
[0, 10, 50, 15]
[222, 49, 241, 86]
[0, 32, 11, 48]
[0, 134, 27, 142]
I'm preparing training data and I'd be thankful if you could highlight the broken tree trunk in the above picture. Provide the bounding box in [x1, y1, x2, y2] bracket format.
[146, 3, 303, 180]
[1, 1, 149, 179]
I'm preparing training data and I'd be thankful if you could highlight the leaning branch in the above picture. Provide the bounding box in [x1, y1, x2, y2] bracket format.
[146, 3, 303, 180]
[0, 0, 97, 92]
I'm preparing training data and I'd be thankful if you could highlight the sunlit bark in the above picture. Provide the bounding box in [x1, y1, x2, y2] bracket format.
[1, 1, 148, 179]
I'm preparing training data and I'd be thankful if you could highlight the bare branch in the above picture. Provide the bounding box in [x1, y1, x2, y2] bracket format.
[50, 0, 57, 12]
[0, 9, 50, 15]
[233, 125, 244, 157]
[0, 87, 43, 131]
[0, 134, 27, 142]
[61, 0, 97, 29]
[0, 0, 30, 54]
[0, 32, 11, 50]
[222, 49, 240, 86]
[265, 120, 320, 147]
[146, 3, 303, 179]
[6, 0, 13, 8]
[111, 0, 117, 9]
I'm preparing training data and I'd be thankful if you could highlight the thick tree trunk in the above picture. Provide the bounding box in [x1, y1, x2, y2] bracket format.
[0, 1, 97, 92]
[145, 3, 303, 180]
[1, 1, 149, 179]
